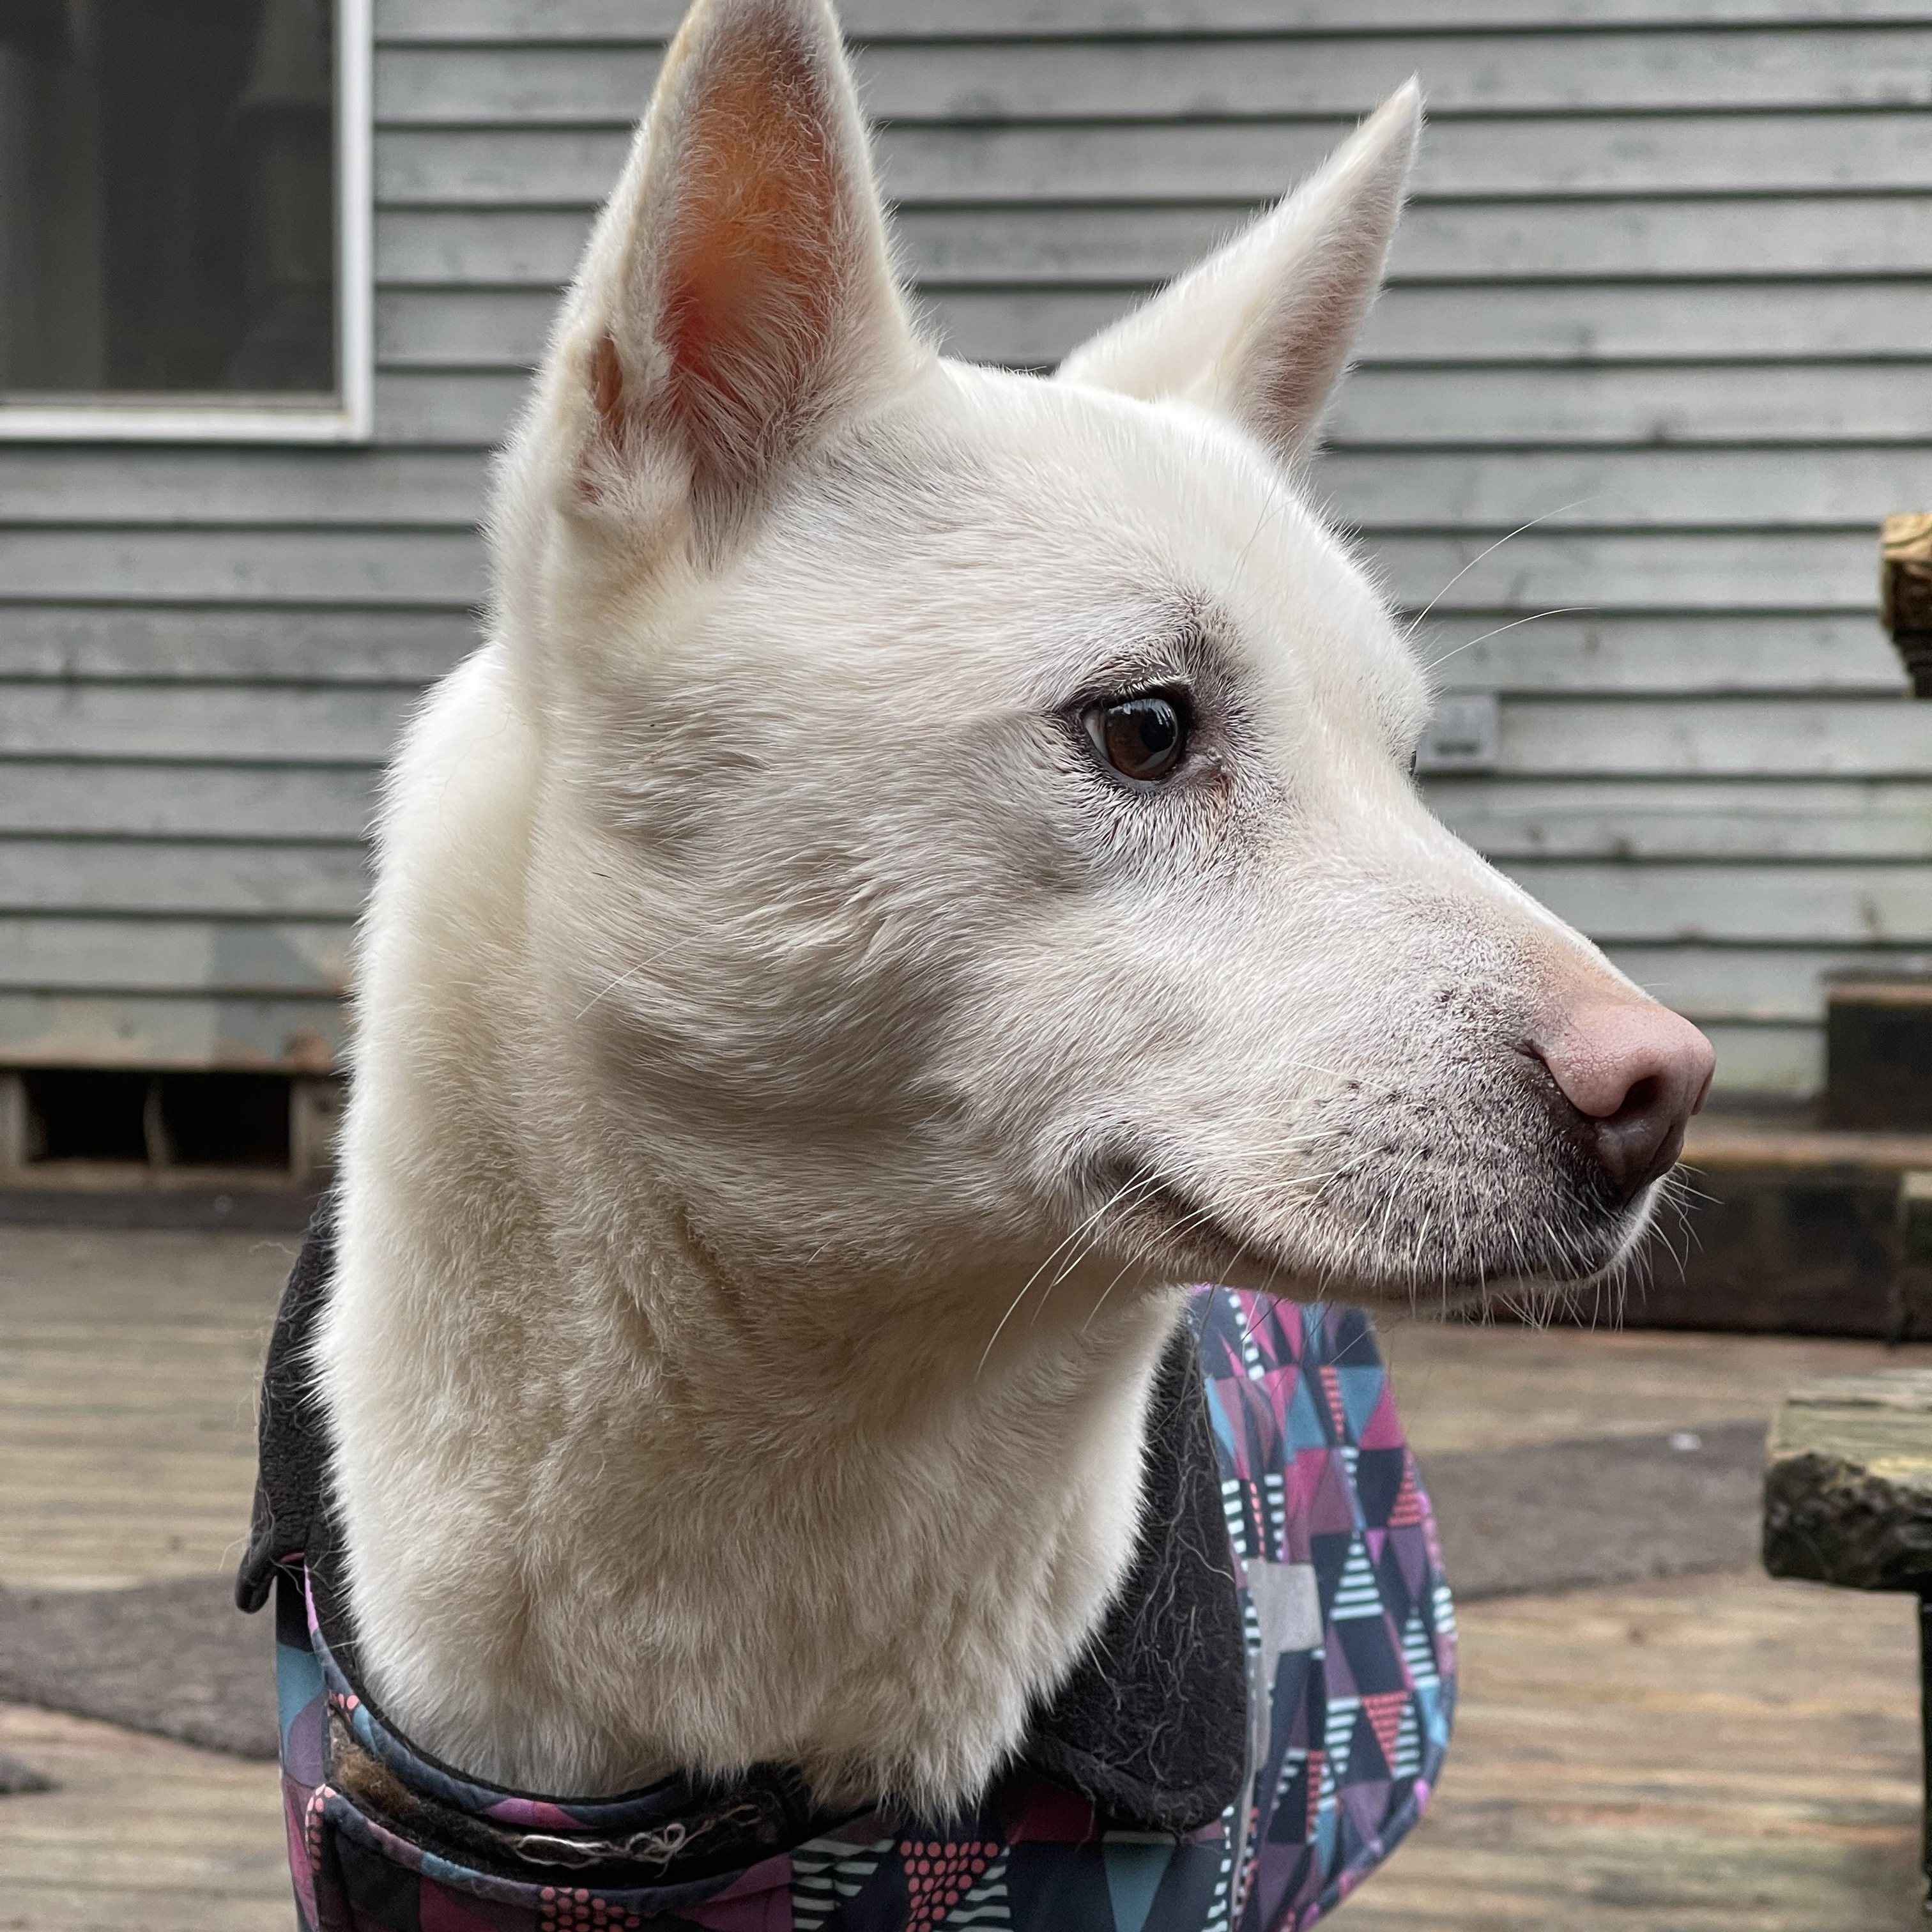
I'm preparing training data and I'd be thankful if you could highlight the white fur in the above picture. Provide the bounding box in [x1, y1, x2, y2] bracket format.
[319, 0, 1692, 1808]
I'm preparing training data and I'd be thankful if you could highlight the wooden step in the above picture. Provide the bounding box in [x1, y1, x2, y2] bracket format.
[1570, 1110, 1932, 1339]
[1688, 1114, 1932, 1174]
[1825, 979, 1932, 1133]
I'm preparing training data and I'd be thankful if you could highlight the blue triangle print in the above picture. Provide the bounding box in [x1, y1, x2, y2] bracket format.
[1286, 1376, 1329, 1449]
[1103, 1835, 1176, 1932]
[1335, 1365, 1386, 1443]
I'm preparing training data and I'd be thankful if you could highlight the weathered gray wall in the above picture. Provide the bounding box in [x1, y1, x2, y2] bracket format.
[5, 0, 1929, 1089]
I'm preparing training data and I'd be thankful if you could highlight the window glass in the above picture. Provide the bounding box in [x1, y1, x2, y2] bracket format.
[0, 0, 336, 399]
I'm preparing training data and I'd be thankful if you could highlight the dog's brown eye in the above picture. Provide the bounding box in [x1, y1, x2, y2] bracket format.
[1085, 694, 1189, 783]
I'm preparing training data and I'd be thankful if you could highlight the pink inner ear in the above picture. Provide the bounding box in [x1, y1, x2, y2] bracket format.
[646, 23, 848, 500]
[592, 334, 626, 427]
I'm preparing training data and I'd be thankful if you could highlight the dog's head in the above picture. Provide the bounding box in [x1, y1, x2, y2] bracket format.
[489, 0, 1712, 1331]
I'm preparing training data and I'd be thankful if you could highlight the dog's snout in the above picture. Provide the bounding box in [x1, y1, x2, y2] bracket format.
[1529, 999, 1715, 1202]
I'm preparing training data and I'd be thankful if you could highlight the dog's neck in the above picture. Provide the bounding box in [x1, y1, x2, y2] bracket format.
[317, 648, 1179, 1807]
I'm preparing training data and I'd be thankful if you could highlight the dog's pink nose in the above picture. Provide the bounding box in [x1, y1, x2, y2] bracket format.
[1531, 1000, 1715, 1201]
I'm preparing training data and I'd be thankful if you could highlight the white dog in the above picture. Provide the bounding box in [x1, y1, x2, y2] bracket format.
[310, 0, 1710, 1833]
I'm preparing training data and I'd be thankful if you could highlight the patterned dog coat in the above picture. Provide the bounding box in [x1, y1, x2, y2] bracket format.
[240, 1219, 1455, 1932]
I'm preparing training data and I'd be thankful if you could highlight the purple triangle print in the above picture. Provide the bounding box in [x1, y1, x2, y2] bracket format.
[1339, 1777, 1395, 1845]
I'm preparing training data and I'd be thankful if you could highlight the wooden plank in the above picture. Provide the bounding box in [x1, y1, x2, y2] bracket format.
[1376, 195, 1932, 282]
[0, 842, 367, 921]
[376, 206, 590, 286]
[0, 686, 411, 763]
[376, 42, 658, 123]
[376, 0, 1932, 35]
[378, 279, 1932, 378]
[371, 358, 1932, 450]
[1602, 942, 1932, 1022]
[1685, 1117, 1932, 1169]
[374, 369, 528, 447]
[377, 125, 633, 204]
[372, 280, 1932, 381]
[0, 991, 346, 1071]
[0, 917, 351, 995]
[1429, 778, 1932, 858]
[0, 1225, 293, 1587]
[1361, 279, 1932, 364]
[905, 199, 1932, 285]
[917, 285, 1147, 370]
[1493, 697, 1932, 778]
[1414, 616, 1905, 695]
[1330, 365, 1932, 448]
[1379, 1322, 1930, 1458]
[0, 763, 377, 839]
[1372, 531, 1876, 612]
[895, 113, 1932, 200]
[375, 112, 1932, 208]
[0, 530, 484, 606]
[0, 448, 484, 528]
[1506, 858, 1932, 944]
[1333, 452, 1932, 535]
[1696, 1020, 1820, 1094]
[377, 286, 558, 369]
[0, 608, 474, 684]
[0, 1705, 288, 1927]
[372, 32, 1932, 126]
[1338, 1569, 1921, 1932]
[374, 196, 1932, 288]
[926, 280, 1932, 368]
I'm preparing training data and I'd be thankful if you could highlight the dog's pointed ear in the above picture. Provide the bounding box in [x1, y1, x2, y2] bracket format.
[1055, 83, 1419, 463]
[550, 0, 921, 542]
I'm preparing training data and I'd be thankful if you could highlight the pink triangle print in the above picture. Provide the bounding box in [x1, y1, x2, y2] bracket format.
[1317, 1364, 1348, 1440]
[1303, 1749, 1327, 1841]
[1387, 1460, 1423, 1528]
[1359, 1387, 1407, 1450]
[1361, 1691, 1408, 1773]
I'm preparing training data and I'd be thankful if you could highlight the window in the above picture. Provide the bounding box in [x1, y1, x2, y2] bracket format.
[0, 0, 370, 440]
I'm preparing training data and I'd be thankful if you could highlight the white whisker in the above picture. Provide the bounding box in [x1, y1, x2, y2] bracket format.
[1418, 605, 1597, 675]
[1402, 498, 1602, 640]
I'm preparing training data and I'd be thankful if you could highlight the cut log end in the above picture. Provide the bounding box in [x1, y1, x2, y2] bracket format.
[1881, 513, 1932, 692]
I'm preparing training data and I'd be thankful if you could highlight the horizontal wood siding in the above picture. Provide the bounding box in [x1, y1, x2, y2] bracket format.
[4, 3, 1926, 1088]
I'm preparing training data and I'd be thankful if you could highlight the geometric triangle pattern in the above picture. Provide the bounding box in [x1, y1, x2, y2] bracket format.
[261, 1290, 1453, 1932]
[1105, 1836, 1178, 1932]
[1195, 1291, 1457, 1931]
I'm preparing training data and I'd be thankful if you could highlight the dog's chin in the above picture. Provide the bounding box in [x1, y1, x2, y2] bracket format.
[1105, 1167, 1662, 1318]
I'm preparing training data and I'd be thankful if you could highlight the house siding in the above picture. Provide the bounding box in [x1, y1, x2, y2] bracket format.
[5, 0, 1929, 1089]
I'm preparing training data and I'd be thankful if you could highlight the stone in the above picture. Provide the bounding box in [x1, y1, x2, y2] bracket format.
[1763, 1370, 1932, 1592]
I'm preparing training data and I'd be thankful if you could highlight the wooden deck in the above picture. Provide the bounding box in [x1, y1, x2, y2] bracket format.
[3, 1226, 1931, 1929]
[0, 1227, 295, 1590]
[0, 1704, 286, 1932]
[1335, 1571, 1922, 1932]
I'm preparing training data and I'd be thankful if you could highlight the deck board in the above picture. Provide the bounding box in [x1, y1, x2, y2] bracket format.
[1335, 1571, 1923, 1931]
[0, 1703, 287, 1932]
[0, 1229, 291, 1590]
[5, 1227, 1931, 1927]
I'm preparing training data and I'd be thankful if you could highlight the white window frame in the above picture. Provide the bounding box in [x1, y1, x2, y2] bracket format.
[0, 0, 372, 444]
